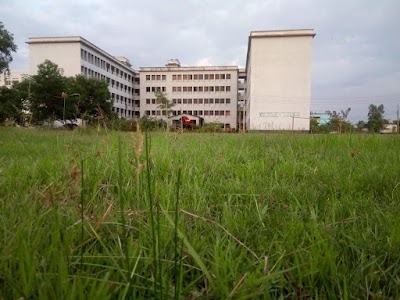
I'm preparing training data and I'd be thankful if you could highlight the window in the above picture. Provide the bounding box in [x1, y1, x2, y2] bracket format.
[215, 111, 219, 116]
[145, 110, 150, 116]
[146, 87, 150, 92]
[198, 98, 203, 104]
[204, 86, 209, 92]
[178, 74, 182, 80]
[194, 98, 198, 104]
[209, 86, 214, 92]
[177, 87, 182, 92]
[172, 74, 177, 80]
[162, 87, 166, 92]
[226, 86, 231, 92]
[215, 86, 220, 92]
[209, 74, 214, 80]
[193, 111, 198, 116]
[156, 75, 161, 80]
[226, 74, 231, 80]
[152, 99, 156, 104]
[183, 99, 187, 104]
[146, 99, 150, 104]
[221, 74, 225, 80]
[183, 87, 188, 92]
[162, 110, 166, 116]
[204, 74, 209, 80]
[194, 74, 198, 80]
[194, 87, 198, 92]
[220, 86, 225, 92]
[151, 111, 156, 116]
[226, 98, 231, 104]
[173, 87, 177, 92]
[198, 86, 203, 92]
[220, 98, 225, 104]
[226, 110, 231, 116]
[215, 74, 220, 80]
[188, 75, 193, 80]
[209, 110, 214, 116]
[156, 110, 161, 116]
[183, 74, 188, 80]
[204, 98, 209, 104]
[199, 74, 203, 80]
[188, 99, 192, 104]
[151, 75, 156, 80]
[204, 111, 209, 116]
[220, 111, 225, 116]
[188, 86, 192, 92]
[146, 75, 150, 81]
[178, 99, 182, 104]
[209, 98, 214, 104]
[199, 111, 203, 115]
[162, 75, 166, 81]
[215, 98, 220, 104]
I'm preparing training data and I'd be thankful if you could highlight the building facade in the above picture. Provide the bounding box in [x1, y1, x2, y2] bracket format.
[0, 70, 29, 88]
[25, 29, 315, 130]
[26, 36, 139, 119]
[139, 59, 238, 129]
[245, 29, 315, 131]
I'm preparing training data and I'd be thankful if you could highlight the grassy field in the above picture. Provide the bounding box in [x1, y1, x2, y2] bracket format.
[0, 127, 400, 299]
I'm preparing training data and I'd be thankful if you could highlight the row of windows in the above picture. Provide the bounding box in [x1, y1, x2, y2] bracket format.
[172, 86, 231, 92]
[81, 49, 137, 83]
[145, 110, 232, 117]
[81, 66, 139, 96]
[145, 86, 167, 93]
[114, 107, 140, 118]
[145, 74, 232, 81]
[145, 98, 231, 105]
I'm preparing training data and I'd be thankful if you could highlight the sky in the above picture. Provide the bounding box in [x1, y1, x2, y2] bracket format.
[1, 0, 399, 122]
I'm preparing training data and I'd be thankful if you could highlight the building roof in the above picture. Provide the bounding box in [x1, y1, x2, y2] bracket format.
[140, 65, 239, 72]
[26, 36, 137, 74]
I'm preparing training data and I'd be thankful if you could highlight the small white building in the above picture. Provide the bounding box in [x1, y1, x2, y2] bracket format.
[0, 70, 29, 88]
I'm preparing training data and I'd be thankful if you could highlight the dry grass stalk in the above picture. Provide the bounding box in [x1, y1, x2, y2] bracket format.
[132, 123, 144, 175]
[95, 203, 113, 231]
[228, 272, 249, 299]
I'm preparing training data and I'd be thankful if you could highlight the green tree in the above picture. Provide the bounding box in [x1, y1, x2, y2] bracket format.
[0, 22, 17, 73]
[65, 75, 114, 122]
[30, 60, 68, 122]
[367, 104, 385, 133]
[0, 86, 23, 124]
[155, 90, 174, 117]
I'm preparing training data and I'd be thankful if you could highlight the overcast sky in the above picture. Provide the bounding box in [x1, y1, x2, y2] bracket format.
[1, 0, 399, 122]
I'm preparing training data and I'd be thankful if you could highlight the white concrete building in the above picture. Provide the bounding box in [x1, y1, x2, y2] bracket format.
[245, 29, 315, 131]
[0, 70, 29, 88]
[26, 36, 139, 119]
[140, 59, 238, 129]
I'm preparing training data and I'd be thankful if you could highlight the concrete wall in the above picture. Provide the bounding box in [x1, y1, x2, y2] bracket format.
[247, 33, 314, 131]
[29, 42, 81, 76]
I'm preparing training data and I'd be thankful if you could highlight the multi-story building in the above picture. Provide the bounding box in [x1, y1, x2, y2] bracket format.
[26, 36, 139, 119]
[0, 70, 29, 88]
[245, 29, 315, 131]
[139, 59, 238, 129]
[24, 29, 315, 130]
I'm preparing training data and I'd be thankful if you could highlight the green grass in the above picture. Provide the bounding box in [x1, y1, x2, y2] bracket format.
[1, 127, 400, 299]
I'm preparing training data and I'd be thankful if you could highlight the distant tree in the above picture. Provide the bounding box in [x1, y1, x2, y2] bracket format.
[356, 120, 366, 130]
[65, 75, 114, 122]
[324, 107, 352, 133]
[30, 60, 66, 122]
[155, 90, 174, 117]
[0, 22, 17, 73]
[367, 104, 385, 133]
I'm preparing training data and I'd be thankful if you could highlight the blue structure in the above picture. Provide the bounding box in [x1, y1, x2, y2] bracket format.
[310, 113, 331, 125]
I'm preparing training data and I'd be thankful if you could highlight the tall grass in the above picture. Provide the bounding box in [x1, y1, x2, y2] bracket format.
[0, 127, 400, 299]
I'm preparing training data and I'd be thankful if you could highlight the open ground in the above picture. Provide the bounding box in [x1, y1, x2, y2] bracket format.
[0, 128, 400, 299]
